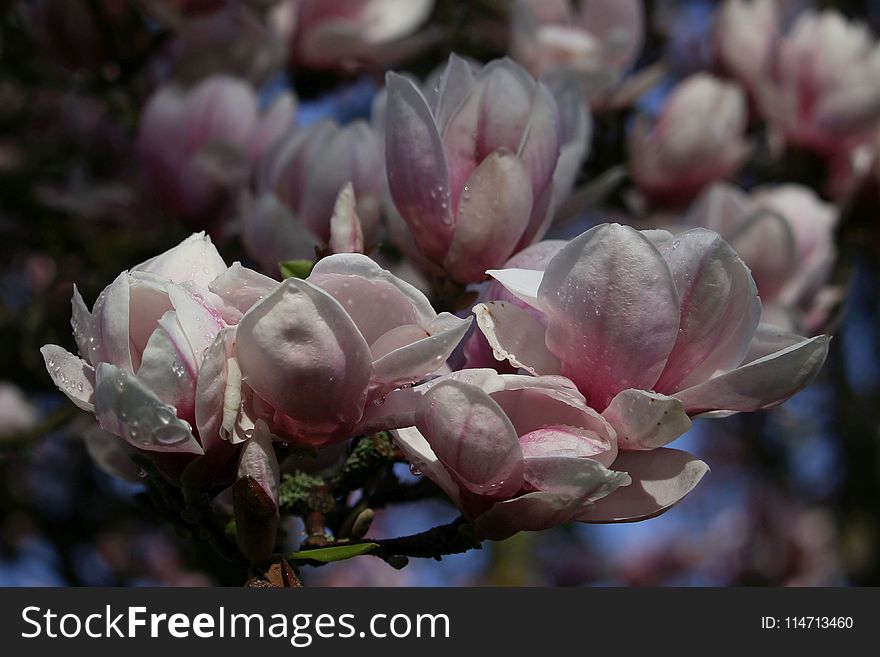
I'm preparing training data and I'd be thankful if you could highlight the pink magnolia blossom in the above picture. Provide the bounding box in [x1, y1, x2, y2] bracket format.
[136, 75, 294, 219]
[273, 0, 435, 71]
[233, 253, 472, 446]
[40, 233, 248, 483]
[628, 73, 749, 207]
[686, 183, 840, 333]
[510, 0, 645, 108]
[754, 9, 880, 156]
[475, 223, 830, 450]
[242, 119, 383, 273]
[362, 369, 709, 539]
[385, 55, 580, 283]
[714, 0, 780, 93]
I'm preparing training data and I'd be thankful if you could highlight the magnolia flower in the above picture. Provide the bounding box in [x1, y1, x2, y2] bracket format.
[510, 0, 645, 108]
[242, 118, 383, 273]
[754, 9, 880, 155]
[363, 369, 709, 539]
[714, 0, 779, 93]
[475, 223, 830, 449]
[686, 183, 840, 333]
[628, 74, 749, 206]
[273, 0, 435, 71]
[385, 55, 577, 283]
[40, 233, 248, 483]
[136, 75, 294, 219]
[233, 253, 472, 446]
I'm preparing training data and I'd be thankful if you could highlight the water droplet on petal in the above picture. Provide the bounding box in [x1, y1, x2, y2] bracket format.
[409, 464, 422, 476]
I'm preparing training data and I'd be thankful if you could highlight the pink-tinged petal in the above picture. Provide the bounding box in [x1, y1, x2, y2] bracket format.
[92, 272, 132, 372]
[71, 285, 96, 364]
[685, 183, 750, 235]
[579, 448, 708, 523]
[515, 81, 562, 214]
[357, 368, 525, 435]
[726, 208, 798, 301]
[248, 92, 295, 163]
[184, 75, 258, 151]
[133, 232, 228, 290]
[126, 274, 174, 371]
[676, 335, 830, 415]
[209, 261, 279, 315]
[167, 284, 225, 365]
[539, 223, 680, 410]
[602, 389, 692, 450]
[519, 427, 611, 460]
[309, 253, 434, 342]
[393, 426, 461, 505]
[240, 192, 321, 274]
[473, 491, 595, 541]
[385, 72, 453, 265]
[368, 324, 430, 361]
[477, 60, 537, 157]
[431, 54, 477, 133]
[296, 121, 382, 244]
[236, 278, 372, 443]
[486, 267, 545, 310]
[264, 120, 335, 210]
[136, 311, 198, 424]
[444, 150, 534, 283]
[41, 345, 95, 412]
[742, 322, 806, 363]
[370, 314, 471, 393]
[357, 385, 424, 435]
[238, 420, 280, 505]
[195, 328, 238, 452]
[94, 363, 203, 454]
[416, 379, 523, 497]
[328, 183, 364, 254]
[654, 229, 761, 393]
[490, 380, 617, 467]
[474, 301, 560, 375]
[523, 455, 629, 498]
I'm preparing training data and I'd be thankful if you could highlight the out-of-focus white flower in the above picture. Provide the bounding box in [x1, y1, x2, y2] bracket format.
[0, 383, 39, 437]
[686, 183, 841, 333]
[272, 0, 435, 72]
[628, 74, 749, 207]
[754, 9, 880, 156]
[510, 0, 646, 108]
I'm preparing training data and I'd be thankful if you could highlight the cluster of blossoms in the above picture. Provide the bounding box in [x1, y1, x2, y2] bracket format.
[36, 0, 858, 570]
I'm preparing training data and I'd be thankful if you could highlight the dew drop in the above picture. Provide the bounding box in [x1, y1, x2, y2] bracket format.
[153, 423, 190, 445]
[170, 360, 186, 378]
[409, 464, 422, 476]
[137, 467, 147, 478]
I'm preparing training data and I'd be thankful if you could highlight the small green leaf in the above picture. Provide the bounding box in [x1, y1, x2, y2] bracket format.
[288, 542, 380, 563]
[280, 259, 314, 279]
